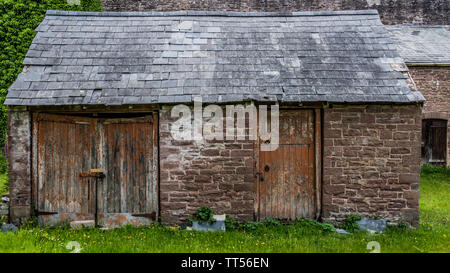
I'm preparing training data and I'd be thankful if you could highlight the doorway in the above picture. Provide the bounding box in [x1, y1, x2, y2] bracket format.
[32, 113, 159, 227]
[258, 109, 321, 220]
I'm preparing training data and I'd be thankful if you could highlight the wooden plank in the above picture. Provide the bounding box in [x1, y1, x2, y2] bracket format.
[151, 113, 157, 214]
[253, 110, 260, 221]
[32, 114, 39, 211]
[314, 109, 322, 220]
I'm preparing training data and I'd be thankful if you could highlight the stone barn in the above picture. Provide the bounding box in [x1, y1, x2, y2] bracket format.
[388, 26, 450, 167]
[5, 10, 425, 227]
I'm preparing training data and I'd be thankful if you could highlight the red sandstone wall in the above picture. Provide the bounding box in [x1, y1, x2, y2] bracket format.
[159, 106, 255, 223]
[409, 66, 450, 167]
[322, 104, 422, 226]
[7, 108, 32, 225]
[100, 0, 449, 25]
[8, 104, 423, 226]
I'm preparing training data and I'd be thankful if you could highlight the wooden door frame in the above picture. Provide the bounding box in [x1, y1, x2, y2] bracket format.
[31, 111, 160, 223]
[253, 108, 322, 221]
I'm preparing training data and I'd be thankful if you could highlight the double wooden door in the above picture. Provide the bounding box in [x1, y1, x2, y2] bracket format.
[32, 113, 158, 227]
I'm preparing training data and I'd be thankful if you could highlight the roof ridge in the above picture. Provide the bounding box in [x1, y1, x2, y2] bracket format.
[45, 9, 379, 17]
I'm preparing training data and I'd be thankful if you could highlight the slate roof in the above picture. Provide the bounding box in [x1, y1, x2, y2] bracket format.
[387, 25, 450, 65]
[5, 10, 424, 106]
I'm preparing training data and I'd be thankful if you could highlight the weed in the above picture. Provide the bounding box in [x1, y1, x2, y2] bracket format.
[262, 217, 281, 227]
[190, 206, 216, 225]
[342, 215, 362, 232]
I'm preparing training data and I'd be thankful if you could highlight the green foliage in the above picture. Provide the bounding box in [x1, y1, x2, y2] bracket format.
[386, 221, 409, 232]
[262, 217, 281, 227]
[224, 216, 265, 231]
[191, 206, 216, 225]
[294, 218, 336, 233]
[421, 163, 450, 176]
[0, 153, 7, 194]
[224, 215, 237, 230]
[0, 0, 102, 147]
[0, 152, 7, 174]
[342, 214, 362, 233]
[0, 173, 7, 196]
[0, 215, 5, 229]
[224, 216, 263, 231]
[238, 221, 264, 231]
[420, 164, 449, 228]
[0, 164, 449, 253]
[225, 216, 334, 234]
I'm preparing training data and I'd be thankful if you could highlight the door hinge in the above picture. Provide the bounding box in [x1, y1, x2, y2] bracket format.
[35, 210, 58, 216]
[131, 212, 156, 221]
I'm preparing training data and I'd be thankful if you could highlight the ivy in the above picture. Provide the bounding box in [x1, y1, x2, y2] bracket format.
[0, 0, 102, 146]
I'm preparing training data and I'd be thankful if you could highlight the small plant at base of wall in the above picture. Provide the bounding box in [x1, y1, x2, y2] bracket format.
[225, 216, 336, 233]
[342, 214, 362, 233]
[190, 206, 216, 225]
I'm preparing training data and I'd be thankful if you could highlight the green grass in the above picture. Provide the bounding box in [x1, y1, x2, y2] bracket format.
[419, 164, 450, 228]
[0, 172, 7, 196]
[0, 165, 449, 253]
[0, 153, 8, 196]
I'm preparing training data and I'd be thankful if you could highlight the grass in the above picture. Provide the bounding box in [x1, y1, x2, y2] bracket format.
[0, 165, 449, 253]
[0, 153, 7, 196]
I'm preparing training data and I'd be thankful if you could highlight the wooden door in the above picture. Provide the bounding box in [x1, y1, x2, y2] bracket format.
[33, 113, 158, 227]
[258, 110, 320, 220]
[34, 113, 97, 225]
[422, 119, 447, 164]
[97, 115, 158, 227]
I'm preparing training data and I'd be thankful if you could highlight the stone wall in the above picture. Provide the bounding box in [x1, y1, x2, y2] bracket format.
[322, 104, 422, 226]
[159, 105, 255, 224]
[159, 103, 422, 226]
[409, 66, 450, 167]
[7, 104, 423, 226]
[100, 0, 449, 25]
[7, 107, 32, 225]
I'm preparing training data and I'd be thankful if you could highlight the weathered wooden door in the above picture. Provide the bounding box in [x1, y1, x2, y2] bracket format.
[422, 119, 447, 164]
[97, 116, 158, 227]
[258, 110, 321, 220]
[34, 114, 97, 225]
[33, 113, 158, 227]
